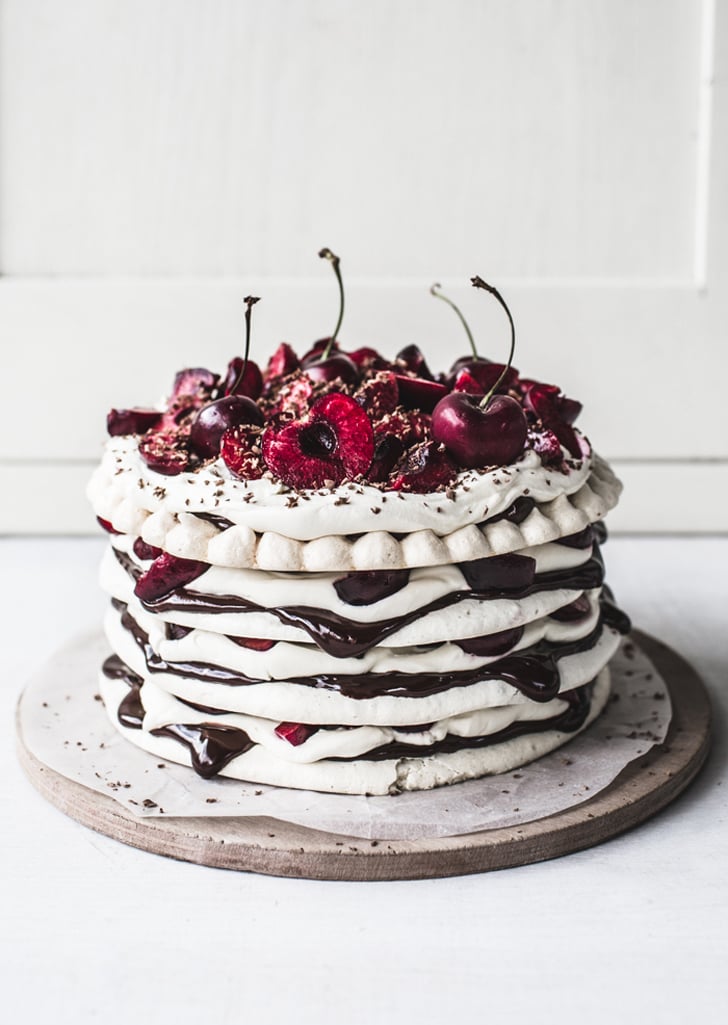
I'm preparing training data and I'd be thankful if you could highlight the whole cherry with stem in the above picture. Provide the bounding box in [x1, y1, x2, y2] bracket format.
[189, 295, 264, 459]
[431, 280, 517, 392]
[304, 248, 359, 385]
[221, 295, 263, 399]
[431, 277, 527, 468]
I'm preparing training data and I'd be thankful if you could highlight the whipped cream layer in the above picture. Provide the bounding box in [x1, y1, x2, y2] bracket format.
[88, 437, 621, 571]
[99, 663, 611, 795]
[104, 596, 622, 726]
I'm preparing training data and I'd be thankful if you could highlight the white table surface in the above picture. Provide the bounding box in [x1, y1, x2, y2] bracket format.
[1, 535, 726, 1025]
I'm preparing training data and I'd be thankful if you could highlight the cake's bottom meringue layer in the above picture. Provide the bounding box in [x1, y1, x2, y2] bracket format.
[99, 662, 611, 795]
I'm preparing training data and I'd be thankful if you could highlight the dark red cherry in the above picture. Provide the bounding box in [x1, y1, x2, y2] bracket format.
[220, 357, 263, 400]
[132, 537, 163, 561]
[366, 434, 406, 482]
[393, 374, 448, 413]
[452, 362, 519, 394]
[189, 396, 264, 459]
[106, 408, 162, 437]
[347, 346, 389, 369]
[396, 344, 433, 379]
[274, 722, 318, 746]
[138, 427, 192, 475]
[525, 383, 582, 457]
[390, 441, 457, 492]
[304, 353, 359, 386]
[333, 569, 410, 606]
[228, 635, 276, 651]
[301, 338, 338, 365]
[96, 516, 122, 535]
[134, 552, 207, 603]
[265, 342, 299, 380]
[431, 392, 527, 468]
[171, 367, 219, 401]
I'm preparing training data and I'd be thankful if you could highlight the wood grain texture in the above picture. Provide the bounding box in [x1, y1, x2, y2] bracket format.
[15, 631, 711, 881]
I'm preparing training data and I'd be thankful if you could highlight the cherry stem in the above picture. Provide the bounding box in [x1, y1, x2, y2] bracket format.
[471, 276, 516, 410]
[233, 295, 261, 393]
[430, 282, 478, 359]
[318, 247, 344, 360]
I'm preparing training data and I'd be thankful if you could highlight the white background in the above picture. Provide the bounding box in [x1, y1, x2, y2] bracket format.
[0, 0, 726, 533]
[1, 7, 726, 1022]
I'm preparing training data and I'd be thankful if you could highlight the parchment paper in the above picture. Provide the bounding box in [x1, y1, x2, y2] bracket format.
[18, 631, 671, 841]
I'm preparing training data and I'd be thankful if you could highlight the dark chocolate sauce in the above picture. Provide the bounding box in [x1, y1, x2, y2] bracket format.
[102, 654, 145, 729]
[489, 496, 536, 525]
[548, 594, 593, 623]
[193, 511, 235, 532]
[347, 682, 594, 761]
[103, 651, 253, 777]
[104, 646, 597, 777]
[555, 526, 594, 550]
[115, 600, 610, 703]
[150, 723, 254, 778]
[455, 626, 525, 657]
[458, 553, 536, 592]
[131, 552, 605, 659]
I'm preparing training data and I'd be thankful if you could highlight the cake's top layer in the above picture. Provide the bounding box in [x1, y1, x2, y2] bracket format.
[91, 325, 622, 568]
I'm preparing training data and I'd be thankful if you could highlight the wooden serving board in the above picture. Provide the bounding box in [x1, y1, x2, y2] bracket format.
[16, 631, 711, 881]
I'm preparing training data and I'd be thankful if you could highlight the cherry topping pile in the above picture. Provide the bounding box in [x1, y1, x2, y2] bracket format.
[105, 273, 586, 493]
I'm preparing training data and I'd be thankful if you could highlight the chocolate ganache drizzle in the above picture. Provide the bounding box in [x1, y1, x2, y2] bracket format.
[102, 654, 597, 778]
[112, 597, 622, 703]
[118, 546, 607, 659]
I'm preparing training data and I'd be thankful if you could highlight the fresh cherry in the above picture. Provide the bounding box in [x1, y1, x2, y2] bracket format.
[274, 722, 318, 746]
[432, 277, 528, 468]
[107, 408, 162, 437]
[452, 362, 518, 395]
[189, 395, 264, 459]
[171, 367, 219, 401]
[138, 427, 192, 475]
[97, 516, 121, 535]
[347, 346, 388, 369]
[132, 537, 163, 561]
[262, 392, 374, 489]
[303, 249, 360, 386]
[366, 434, 406, 482]
[304, 353, 359, 386]
[221, 423, 264, 480]
[395, 344, 433, 379]
[390, 440, 457, 493]
[265, 342, 299, 380]
[432, 391, 527, 468]
[220, 356, 263, 400]
[189, 296, 265, 459]
[333, 569, 410, 606]
[525, 383, 582, 458]
[134, 552, 208, 603]
[355, 371, 399, 419]
[228, 635, 276, 651]
[393, 374, 447, 413]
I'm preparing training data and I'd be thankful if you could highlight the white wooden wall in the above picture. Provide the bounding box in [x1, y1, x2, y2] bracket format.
[0, 0, 725, 533]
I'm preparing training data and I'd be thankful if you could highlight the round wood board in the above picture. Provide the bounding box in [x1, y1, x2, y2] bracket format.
[16, 630, 711, 881]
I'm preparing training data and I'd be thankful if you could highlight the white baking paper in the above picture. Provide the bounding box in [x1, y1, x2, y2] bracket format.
[18, 631, 671, 841]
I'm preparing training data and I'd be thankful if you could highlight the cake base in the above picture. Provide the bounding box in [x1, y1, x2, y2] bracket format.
[16, 630, 710, 880]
